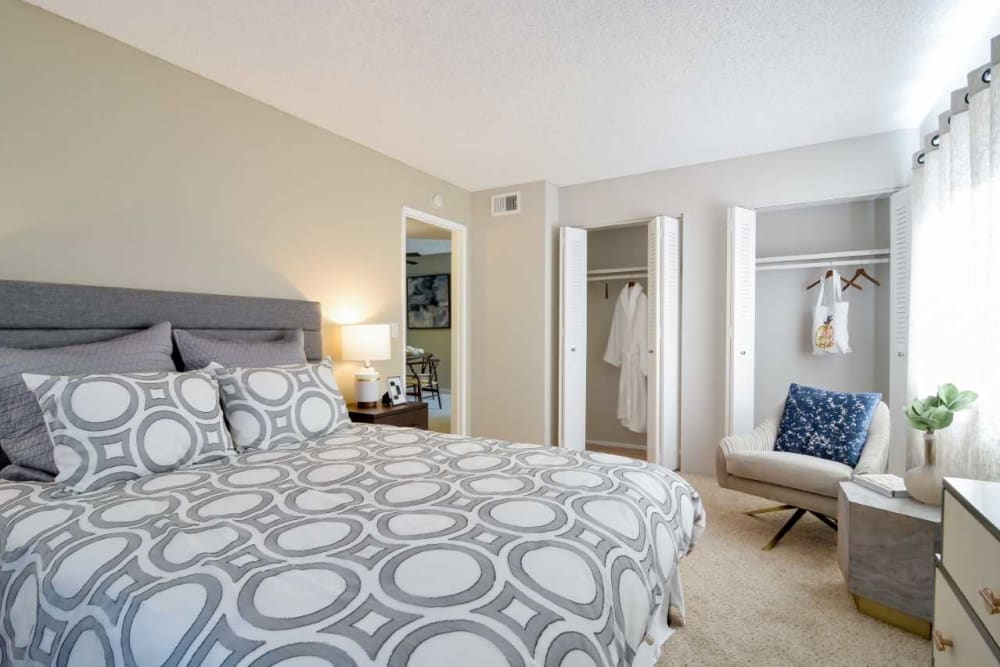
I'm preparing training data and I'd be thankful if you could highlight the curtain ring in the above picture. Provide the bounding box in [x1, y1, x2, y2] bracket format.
[917, 153, 925, 165]
[931, 134, 941, 147]
[984, 67, 992, 84]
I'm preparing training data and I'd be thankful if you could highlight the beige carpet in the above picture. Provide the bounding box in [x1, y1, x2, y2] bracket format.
[656, 474, 930, 666]
[426, 391, 451, 433]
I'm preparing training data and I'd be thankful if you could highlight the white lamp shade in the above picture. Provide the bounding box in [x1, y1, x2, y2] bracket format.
[341, 324, 392, 362]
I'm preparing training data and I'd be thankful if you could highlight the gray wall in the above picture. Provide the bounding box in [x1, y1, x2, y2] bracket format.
[559, 130, 914, 473]
[406, 253, 452, 391]
[586, 226, 648, 448]
[754, 199, 891, 420]
[0, 0, 470, 405]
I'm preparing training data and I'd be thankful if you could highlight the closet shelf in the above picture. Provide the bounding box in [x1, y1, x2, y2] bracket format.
[587, 273, 646, 282]
[587, 266, 647, 276]
[756, 248, 889, 272]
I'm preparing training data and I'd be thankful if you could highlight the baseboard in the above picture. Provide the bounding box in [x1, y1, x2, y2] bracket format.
[586, 439, 645, 452]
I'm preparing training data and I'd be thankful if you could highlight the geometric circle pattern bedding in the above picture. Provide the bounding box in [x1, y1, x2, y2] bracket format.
[0, 424, 704, 667]
[211, 359, 350, 451]
[21, 370, 233, 492]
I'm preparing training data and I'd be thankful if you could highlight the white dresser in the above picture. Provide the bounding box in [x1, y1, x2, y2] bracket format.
[934, 478, 1000, 665]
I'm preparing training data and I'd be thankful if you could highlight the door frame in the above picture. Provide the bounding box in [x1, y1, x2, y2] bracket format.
[401, 206, 469, 435]
[557, 215, 683, 467]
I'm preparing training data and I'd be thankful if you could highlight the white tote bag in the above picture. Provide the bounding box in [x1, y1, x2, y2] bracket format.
[812, 270, 851, 354]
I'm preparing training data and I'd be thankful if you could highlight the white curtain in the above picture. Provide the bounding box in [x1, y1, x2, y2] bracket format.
[910, 46, 1000, 481]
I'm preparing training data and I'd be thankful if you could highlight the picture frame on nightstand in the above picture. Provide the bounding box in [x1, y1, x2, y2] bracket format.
[386, 376, 406, 405]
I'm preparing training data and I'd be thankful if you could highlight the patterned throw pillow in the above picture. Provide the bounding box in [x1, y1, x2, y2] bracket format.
[173, 329, 306, 370]
[774, 383, 881, 467]
[23, 370, 233, 492]
[212, 358, 350, 450]
[0, 322, 175, 479]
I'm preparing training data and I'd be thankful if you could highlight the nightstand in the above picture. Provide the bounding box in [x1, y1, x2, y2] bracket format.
[837, 480, 941, 637]
[348, 401, 429, 429]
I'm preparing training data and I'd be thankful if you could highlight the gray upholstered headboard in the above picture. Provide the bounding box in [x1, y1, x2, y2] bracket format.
[0, 280, 323, 361]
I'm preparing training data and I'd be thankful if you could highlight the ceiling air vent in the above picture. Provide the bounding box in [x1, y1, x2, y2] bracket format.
[490, 191, 521, 217]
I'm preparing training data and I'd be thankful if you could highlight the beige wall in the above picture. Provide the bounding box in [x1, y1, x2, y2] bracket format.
[0, 0, 471, 401]
[406, 253, 452, 391]
[471, 181, 558, 444]
[560, 130, 916, 473]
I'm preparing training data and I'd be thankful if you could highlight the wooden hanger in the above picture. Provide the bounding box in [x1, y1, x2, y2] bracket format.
[842, 267, 881, 291]
[806, 270, 860, 291]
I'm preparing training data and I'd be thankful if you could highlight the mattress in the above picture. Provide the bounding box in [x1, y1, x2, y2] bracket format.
[0, 425, 704, 666]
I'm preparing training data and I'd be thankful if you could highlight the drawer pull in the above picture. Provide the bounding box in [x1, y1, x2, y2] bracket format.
[933, 630, 953, 652]
[980, 587, 1000, 615]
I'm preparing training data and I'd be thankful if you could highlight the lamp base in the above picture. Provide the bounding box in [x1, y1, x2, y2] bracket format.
[354, 375, 380, 408]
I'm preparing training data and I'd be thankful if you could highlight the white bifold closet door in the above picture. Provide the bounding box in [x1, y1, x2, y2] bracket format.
[888, 188, 911, 474]
[558, 217, 681, 468]
[558, 226, 588, 451]
[647, 216, 681, 467]
[725, 206, 756, 436]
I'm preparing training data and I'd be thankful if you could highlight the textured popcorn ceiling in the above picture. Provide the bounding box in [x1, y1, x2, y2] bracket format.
[25, 0, 1000, 190]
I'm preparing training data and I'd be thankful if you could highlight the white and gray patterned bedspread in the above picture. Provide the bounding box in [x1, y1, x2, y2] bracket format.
[0, 425, 704, 667]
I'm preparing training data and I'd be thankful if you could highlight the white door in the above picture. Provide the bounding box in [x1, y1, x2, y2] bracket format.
[888, 188, 911, 474]
[558, 226, 588, 450]
[726, 206, 756, 436]
[647, 216, 681, 468]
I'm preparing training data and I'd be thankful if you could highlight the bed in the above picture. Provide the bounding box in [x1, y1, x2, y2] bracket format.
[0, 280, 705, 667]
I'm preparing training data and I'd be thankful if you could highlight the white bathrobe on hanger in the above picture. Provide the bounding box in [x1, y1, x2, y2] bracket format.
[604, 283, 648, 433]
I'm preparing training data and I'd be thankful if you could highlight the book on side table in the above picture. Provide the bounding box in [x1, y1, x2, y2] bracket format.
[852, 473, 909, 498]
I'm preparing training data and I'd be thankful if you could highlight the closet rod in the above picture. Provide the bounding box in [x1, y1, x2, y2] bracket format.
[756, 258, 889, 272]
[587, 266, 647, 276]
[756, 248, 890, 265]
[587, 273, 647, 282]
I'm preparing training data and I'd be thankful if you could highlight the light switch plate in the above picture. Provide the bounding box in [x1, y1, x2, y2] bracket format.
[389, 323, 399, 339]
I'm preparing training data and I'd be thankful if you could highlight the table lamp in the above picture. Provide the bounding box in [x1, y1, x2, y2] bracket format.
[341, 323, 392, 408]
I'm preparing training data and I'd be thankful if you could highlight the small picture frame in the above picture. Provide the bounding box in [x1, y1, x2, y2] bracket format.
[386, 376, 406, 406]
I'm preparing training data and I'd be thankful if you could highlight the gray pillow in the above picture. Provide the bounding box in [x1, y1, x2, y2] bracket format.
[173, 329, 306, 370]
[0, 322, 175, 479]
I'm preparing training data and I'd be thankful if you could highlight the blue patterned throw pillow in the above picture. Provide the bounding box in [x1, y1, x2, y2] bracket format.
[774, 384, 881, 467]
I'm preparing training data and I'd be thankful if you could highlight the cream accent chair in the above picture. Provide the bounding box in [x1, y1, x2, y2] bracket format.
[716, 402, 890, 550]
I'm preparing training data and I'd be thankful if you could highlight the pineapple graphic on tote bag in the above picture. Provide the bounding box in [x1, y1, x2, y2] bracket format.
[812, 270, 851, 355]
[815, 314, 835, 351]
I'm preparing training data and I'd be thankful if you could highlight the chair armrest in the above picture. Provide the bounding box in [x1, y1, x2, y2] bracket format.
[716, 418, 777, 487]
[854, 402, 891, 475]
[719, 418, 778, 458]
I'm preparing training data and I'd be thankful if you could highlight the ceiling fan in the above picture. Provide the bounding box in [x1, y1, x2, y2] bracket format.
[406, 252, 422, 266]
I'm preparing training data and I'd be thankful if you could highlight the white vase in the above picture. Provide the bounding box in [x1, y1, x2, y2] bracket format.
[904, 432, 944, 505]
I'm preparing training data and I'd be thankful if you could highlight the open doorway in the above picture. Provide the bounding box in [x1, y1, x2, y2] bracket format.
[401, 207, 468, 435]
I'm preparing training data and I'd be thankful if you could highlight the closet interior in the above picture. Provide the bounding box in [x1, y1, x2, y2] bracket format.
[586, 225, 649, 456]
[725, 189, 910, 473]
[754, 198, 892, 421]
[558, 216, 681, 469]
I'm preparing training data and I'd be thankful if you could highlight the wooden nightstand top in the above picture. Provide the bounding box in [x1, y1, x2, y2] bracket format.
[348, 401, 427, 418]
[348, 401, 429, 429]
